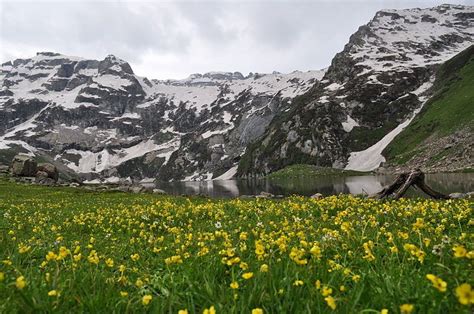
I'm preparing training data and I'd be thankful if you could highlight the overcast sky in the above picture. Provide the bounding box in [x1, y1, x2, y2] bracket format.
[1, 0, 473, 79]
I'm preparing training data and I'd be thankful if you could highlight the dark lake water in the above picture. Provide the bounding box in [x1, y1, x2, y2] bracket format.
[152, 173, 474, 198]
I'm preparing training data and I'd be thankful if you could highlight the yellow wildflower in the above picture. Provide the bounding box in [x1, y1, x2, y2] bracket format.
[87, 250, 99, 264]
[135, 278, 144, 288]
[73, 253, 82, 262]
[315, 280, 321, 289]
[178, 310, 189, 314]
[255, 240, 265, 256]
[58, 246, 70, 260]
[324, 296, 336, 310]
[426, 274, 447, 292]
[15, 276, 26, 290]
[352, 275, 361, 282]
[142, 294, 152, 305]
[48, 290, 58, 297]
[46, 251, 57, 261]
[455, 283, 474, 305]
[252, 308, 263, 314]
[105, 258, 114, 267]
[230, 281, 239, 289]
[120, 291, 128, 297]
[260, 264, 269, 272]
[400, 304, 414, 314]
[293, 280, 304, 286]
[242, 272, 254, 279]
[453, 245, 467, 258]
[18, 244, 31, 254]
[203, 306, 216, 314]
[321, 286, 333, 297]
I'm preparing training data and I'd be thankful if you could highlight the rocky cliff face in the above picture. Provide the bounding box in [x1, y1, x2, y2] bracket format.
[0, 52, 324, 182]
[239, 4, 473, 176]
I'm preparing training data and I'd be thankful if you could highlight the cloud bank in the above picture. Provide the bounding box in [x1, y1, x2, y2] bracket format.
[1, 0, 472, 79]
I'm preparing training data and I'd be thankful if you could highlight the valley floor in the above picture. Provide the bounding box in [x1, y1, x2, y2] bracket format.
[0, 179, 472, 313]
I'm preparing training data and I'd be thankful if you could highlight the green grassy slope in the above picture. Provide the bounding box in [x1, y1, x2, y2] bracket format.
[385, 45, 474, 164]
[266, 164, 368, 180]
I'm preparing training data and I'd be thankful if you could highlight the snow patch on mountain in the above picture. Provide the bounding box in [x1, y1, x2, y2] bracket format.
[345, 78, 434, 171]
[341, 115, 359, 132]
[213, 165, 238, 180]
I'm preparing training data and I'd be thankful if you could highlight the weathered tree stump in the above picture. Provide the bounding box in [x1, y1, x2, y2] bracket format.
[374, 169, 450, 199]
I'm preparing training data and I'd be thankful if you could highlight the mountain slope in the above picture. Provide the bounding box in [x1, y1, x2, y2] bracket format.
[239, 4, 473, 176]
[383, 44, 474, 171]
[0, 53, 324, 182]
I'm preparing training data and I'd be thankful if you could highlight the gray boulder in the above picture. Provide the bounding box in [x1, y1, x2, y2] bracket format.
[130, 186, 146, 193]
[449, 192, 467, 199]
[10, 155, 37, 177]
[37, 163, 59, 181]
[35, 172, 56, 185]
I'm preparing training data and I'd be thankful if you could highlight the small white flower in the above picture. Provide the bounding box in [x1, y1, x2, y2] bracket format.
[214, 221, 222, 229]
[442, 235, 450, 244]
[432, 244, 443, 256]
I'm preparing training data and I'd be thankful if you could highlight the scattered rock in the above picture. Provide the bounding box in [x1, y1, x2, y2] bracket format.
[466, 192, 474, 199]
[256, 191, 274, 199]
[130, 186, 146, 194]
[239, 195, 254, 199]
[17, 176, 36, 184]
[116, 185, 130, 193]
[152, 188, 166, 194]
[35, 176, 57, 186]
[311, 193, 324, 199]
[449, 192, 466, 199]
[0, 165, 9, 175]
[10, 155, 37, 177]
[69, 183, 80, 188]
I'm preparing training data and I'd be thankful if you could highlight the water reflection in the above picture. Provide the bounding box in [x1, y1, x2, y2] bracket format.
[153, 173, 474, 198]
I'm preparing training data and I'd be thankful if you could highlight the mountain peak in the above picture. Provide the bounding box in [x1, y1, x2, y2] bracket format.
[36, 51, 62, 57]
[99, 54, 134, 75]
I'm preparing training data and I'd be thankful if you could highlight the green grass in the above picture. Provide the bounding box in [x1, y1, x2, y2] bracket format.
[266, 164, 368, 180]
[385, 46, 474, 164]
[0, 178, 472, 313]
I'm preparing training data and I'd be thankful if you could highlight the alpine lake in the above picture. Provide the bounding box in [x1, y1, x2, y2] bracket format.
[150, 172, 474, 198]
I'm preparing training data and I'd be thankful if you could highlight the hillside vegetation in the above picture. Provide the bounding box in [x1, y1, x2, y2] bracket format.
[266, 164, 367, 180]
[385, 45, 474, 167]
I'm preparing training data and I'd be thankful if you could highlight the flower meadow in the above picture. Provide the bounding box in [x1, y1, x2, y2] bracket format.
[0, 180, 472, 313]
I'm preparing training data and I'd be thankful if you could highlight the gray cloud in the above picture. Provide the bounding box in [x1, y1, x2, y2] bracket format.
[1, 0, 473, 79]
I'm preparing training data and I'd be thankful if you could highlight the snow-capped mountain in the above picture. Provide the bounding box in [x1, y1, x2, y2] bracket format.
[239, 4, 473, 176]
[0, 52, 324, 182]
[1, 4, 472, 182]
